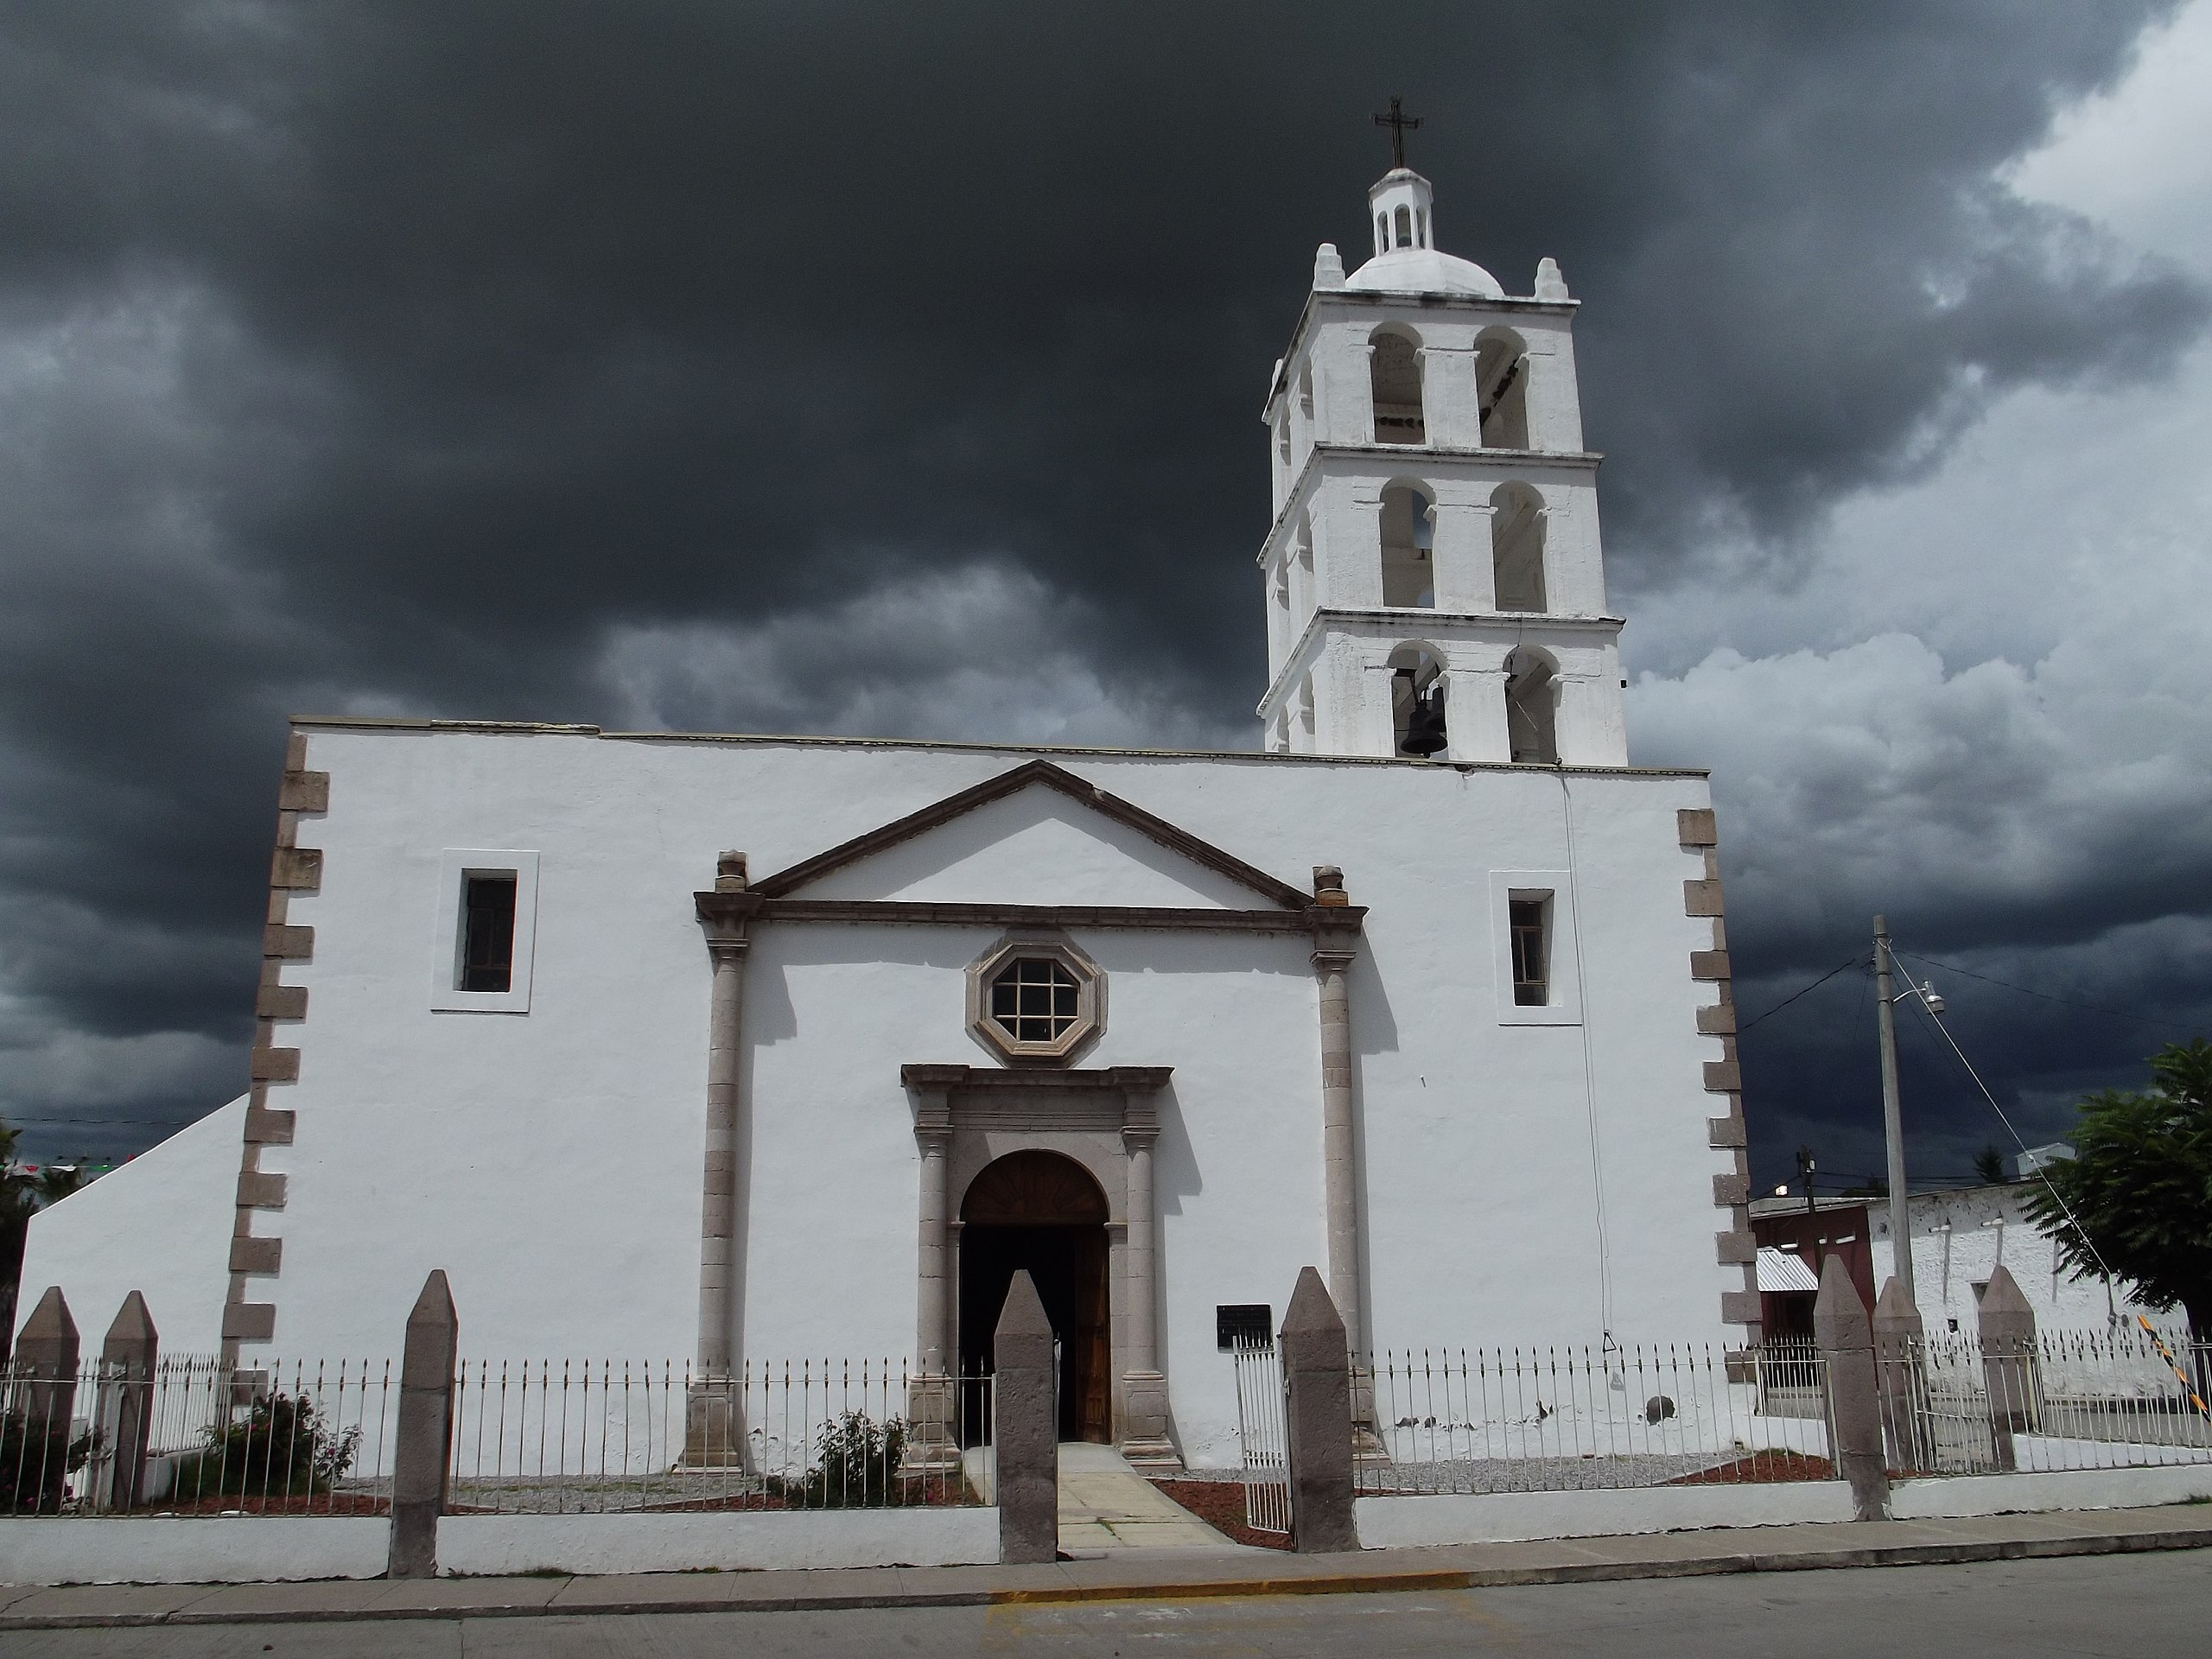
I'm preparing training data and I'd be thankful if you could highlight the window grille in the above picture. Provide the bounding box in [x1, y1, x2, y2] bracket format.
[461, 874, 518, 993]
[1510, 897, 1549, 1006]
[1216, 1304, 1274, 1351]
[989, 957, 1079, 1045]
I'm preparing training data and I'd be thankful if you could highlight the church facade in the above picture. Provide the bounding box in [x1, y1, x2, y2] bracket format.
[22, 162, 1758, 1469]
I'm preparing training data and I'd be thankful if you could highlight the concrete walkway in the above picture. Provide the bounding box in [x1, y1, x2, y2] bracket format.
[0, 1503, 2207, 1631]
[1056, 1442, 1240, 1554]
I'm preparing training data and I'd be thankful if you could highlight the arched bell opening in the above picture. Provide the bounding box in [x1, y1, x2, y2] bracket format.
[957, 1149, 1112, 1446]
[1379, 480, 1436, 608]
[1475, 327, 1530, 451]
[1491, 481, 1548, 613]
[1505, 646, 1560, 764]
[1369, 326, 1426, 446]
[1389, 643, 1449, 760]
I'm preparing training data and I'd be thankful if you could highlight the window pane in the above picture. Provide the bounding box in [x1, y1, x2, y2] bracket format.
[990, 957, 1083, 1044]
[461, 874, 518, 993]
[1510, 897, 1548, 1007]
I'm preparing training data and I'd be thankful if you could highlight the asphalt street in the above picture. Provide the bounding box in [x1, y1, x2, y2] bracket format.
[7, 1553, 2208, 1658]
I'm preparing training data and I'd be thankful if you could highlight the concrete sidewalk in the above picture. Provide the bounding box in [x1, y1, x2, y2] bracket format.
[0, 1503, 2207, 1632]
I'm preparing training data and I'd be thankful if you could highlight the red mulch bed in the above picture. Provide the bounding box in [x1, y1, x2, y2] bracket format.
[1150, 1479, 1294, 1551]
[1667, 1451, 1835, 1485]
[452, 1488, 980, 1516]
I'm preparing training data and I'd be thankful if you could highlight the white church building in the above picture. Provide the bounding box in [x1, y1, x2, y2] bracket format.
[22, 162, 1759, 1468]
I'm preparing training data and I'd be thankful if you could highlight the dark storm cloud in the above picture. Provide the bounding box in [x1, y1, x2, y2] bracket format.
[0, 1, 2204, 1160]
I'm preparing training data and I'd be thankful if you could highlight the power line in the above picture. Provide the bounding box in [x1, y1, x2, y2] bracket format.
[1737, 953, 1866, 1033]
[1898, 980, 2122, 1287]
[1893, 949, 2196, 1033]
[0, 1115, 194, 1128]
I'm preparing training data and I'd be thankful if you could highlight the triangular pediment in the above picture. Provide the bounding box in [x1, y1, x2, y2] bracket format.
[757, 760, 1311, 912]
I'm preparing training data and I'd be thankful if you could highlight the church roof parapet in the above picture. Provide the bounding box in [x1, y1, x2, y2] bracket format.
[284, 715, 1709, 778]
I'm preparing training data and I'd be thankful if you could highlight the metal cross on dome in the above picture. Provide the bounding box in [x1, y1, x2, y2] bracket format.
[1373, 95, 1422, 169]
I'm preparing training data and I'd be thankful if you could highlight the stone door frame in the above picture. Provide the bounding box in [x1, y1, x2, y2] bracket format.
[904, 1063, 1176, 1468]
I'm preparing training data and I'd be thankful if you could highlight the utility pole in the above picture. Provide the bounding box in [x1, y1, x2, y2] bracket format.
[1796, 1145, 1820, 1274]
[1874, 915, 1916, 1306]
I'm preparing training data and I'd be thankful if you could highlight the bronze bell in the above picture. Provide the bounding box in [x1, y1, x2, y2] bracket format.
[1399, 675, 1448, 757]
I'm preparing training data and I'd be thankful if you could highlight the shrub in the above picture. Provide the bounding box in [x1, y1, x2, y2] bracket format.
[172, 1392, 361, 1501]
[0, 1410, 95, 1514]
[791, 1410, 910, 1508]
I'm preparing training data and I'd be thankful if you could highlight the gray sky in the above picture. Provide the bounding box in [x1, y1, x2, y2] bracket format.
[3, 1, 2209, 1192]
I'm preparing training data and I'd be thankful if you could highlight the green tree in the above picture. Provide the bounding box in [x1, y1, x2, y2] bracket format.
[2023, 1039, 2212, 1354]
[1972, 1143, 2009, 1185]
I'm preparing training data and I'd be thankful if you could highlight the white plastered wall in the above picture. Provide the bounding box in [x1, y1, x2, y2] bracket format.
[1870, 1185, 2166, 1336]
[39, 728, 1733, 1467]
[16, 1096, 244, 1356]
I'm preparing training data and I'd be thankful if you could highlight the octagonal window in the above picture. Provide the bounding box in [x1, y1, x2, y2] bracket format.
[990, 957, 1080, 1045]
[967, 935, 1103, 1065]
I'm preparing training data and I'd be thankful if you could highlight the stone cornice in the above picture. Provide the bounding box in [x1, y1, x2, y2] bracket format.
[701, 895, 1367, 937]
[900, 1064, 1175, 1093]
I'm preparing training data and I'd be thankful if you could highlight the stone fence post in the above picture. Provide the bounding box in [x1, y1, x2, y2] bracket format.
[1281, 1266, 1358, 1554]
[1871, 1276, 1928, 1477]
[1813, 1255, 1889, 1521]
[1977, 1264, 2038, 1472]
[994, 1269, 1058, 1564]
[10, 1287, 79, 1512]
[388, 1271, 458, 1580]
[91, 1292, 158, 1512]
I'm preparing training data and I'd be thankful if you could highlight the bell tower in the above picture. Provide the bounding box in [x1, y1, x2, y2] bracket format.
[1255, 137, 1628, 767]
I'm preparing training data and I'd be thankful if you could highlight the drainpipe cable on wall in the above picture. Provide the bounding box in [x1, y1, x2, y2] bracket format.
[1557, 773, 1615, 1349]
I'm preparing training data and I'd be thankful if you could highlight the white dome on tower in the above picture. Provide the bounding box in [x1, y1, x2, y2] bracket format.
[1342, 168, 1504, 298]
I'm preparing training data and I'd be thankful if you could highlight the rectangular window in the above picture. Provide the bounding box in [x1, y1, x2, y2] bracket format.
[1510, 896, 1550, 1006]
[1490, 871, 1580, 1026]
[460, 874, 518, 993]
[1216, 1304, 1274, 1351]
[431, 849, 539, 1013]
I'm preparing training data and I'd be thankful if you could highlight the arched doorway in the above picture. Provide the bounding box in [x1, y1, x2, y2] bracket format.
[958, 1150, 1112, 1446]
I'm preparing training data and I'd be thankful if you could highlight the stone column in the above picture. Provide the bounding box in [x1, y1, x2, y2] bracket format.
[1311, 873, 1377, 1447]
[1444, 660, 1511, 765]
[1813, 1254, 1889, 1521]
[1308, 877, 1363, 1351]
[92, 1292, 158, 1512]
[995, 1269, 1058, 1565]
[10, 1287, 79, 1513]
[1119, 1099, 1174, 1468]
[1977, 1263, 2038, 1472]
[1428, 498, 1495, 612]
[1281, 1266, 1358, 1554]
[1872, 1275, 1929, 1477]
[388, 1270, 458, 1580]
[688, 854, 757, 1467]
[906, 1090, 957, 1472]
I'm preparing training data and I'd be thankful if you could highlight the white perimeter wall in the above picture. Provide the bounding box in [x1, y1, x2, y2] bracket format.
[15, 1096, 243, 1356]
[0, 1510, 995, 1584]
[40, 728, 1737, 1465]
[1869, 1185, 2164, 1336]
